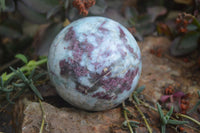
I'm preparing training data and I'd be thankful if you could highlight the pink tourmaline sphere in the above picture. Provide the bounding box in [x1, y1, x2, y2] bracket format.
[48, 16, 142, 111]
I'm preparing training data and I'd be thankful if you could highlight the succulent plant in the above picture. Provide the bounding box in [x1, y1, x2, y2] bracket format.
[47, 16, 142, 111]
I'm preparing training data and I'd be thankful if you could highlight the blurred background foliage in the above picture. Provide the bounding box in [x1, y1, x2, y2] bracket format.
[0, 0, 199, 72]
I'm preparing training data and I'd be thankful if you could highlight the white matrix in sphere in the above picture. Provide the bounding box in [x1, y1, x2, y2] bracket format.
[48, 16, 142, 111]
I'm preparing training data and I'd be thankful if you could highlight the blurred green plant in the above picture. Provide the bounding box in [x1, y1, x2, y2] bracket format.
[121, 86, 146, 133]
[188, 90, 200, 113]
[170, 13, 200, 56]
[131, 86, 152, 133]
[0, 0, 104, 64]
[122, 102, 135, 133]
[132, 85, 145, 104]
[0, 0, 6, 11]
[15, 53, 28, 64]
[0, 54, 47, 104]
[0, 0, 15, 12]
[0, 75, 14, 104]
[1, 56, 47, 82]
[157, 103, 189, 133]
[10, 67, 44, 100]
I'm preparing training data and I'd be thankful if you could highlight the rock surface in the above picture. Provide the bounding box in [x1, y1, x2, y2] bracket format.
[22, 101, 125, 133]
[21, 36, 200, 133]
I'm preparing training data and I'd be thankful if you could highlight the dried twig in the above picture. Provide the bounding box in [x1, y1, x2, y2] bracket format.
[176, 113, 200, 126]
[130, 86, 153, 133]
[122, 102, 134, 133]
[139, 99, 200, 131]
[134, 103, 152, 133]
[39, 99, 46, 133]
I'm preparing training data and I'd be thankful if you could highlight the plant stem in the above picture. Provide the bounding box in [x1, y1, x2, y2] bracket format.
[35, 58, 48, 66]
[3, 58, 47, 81]
[176, 113, 200, 126]
[122, 102, 134, 133]
[134, 102, 152, 133]
[161, 125, 166, 133]
[193, 16, 200, 29]
[139, 99, 157, 112]
[139, 99, 200, 131]
[39, 99, 46, 133]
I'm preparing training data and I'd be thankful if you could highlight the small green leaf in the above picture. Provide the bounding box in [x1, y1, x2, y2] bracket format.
[157, 103, 164, 120]
[122, 121, 128, 127]
[122, 120, 140, 128]
[136, 85, 145, 94]
[9, 66, 16, 73]
[21, 0, 59, 13]
[133, 93, 140, 104]
[17, 1, 48, 24]
[4, 75, 14, 86]
[123, 107, 131, 114]
[129, 120, 140, 128]
[27, 60, 37, 67]
[89, 0, 107, 15]
[0, 87, 13, 92]
[170, 31, 200, 56]
[10, 67, 27, 82]
[179, 32, 200, 50]
[33, 72, 46, 81]
[187, 24, 198, 31]
[167, 119, 188, 125]
[12, 82, 26, 87]
[28, 68, 36, 79]
[165, 106, 173, 120]
[29, 83, 43, 100]
[1, 72, 7, 82]
[17, 68, 29, 82]
[15, 54, 28, 64]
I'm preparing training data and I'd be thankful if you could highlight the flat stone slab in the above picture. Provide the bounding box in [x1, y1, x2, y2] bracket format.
[22, 101, 126, 133]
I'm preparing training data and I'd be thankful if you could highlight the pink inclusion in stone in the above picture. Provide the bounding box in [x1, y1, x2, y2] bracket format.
[59, 58, 89, 77]
[65, 27, 95, 61]
[92, 91, 117, 100]
[59, 22, 140, 98]
[118, 26, 137, 57]
[98, 21, 109, 33]
[99, 67, 139, 93]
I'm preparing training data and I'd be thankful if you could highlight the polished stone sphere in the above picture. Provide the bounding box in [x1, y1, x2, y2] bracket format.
[48, 16, 142, 111]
